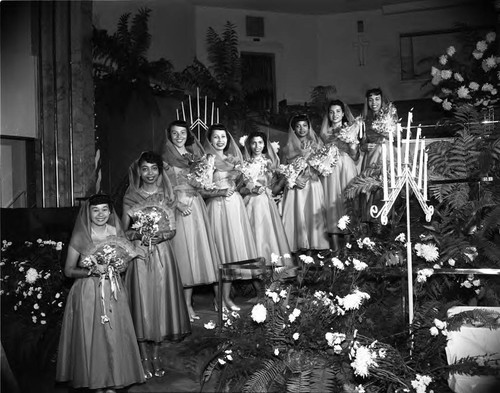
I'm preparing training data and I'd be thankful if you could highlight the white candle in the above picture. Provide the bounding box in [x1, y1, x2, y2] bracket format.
[176, 109, 179, 120]
[217, 108, 219, 123]
[211, 102, 214, 125]
[204, 96, 207, 124]
[197, 87, 200, 118]
[396, 123, 402, 177]
[412, 127, 421, 177]
[181, 102, 186, 121]
[382, 143, 388, 200]
[188, 95, 193, 124]
[405, 111, 412, 164]
[388, 131, 395, 187]
[423, 151, 428, 200]
[418, 139, 425, 188]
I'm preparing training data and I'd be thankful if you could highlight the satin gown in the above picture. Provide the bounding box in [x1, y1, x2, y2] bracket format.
[206, 169, 260, 279]
[169, 166, 220, 286]
[281, 166, 329, 252]
[320, 133, 359, 234]
[56, 227, 145, 390]
[243, 163, 293, 267]
[124, 190, 191, 343]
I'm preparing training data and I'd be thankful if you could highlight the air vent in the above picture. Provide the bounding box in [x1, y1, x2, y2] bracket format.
[246, 16, 264, 38]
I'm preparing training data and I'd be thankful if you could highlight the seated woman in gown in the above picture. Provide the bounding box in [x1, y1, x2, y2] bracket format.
[56, 194, 144, 393]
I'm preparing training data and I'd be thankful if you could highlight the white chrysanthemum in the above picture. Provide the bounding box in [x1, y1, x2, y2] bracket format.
[442, 99, 452, 111]
[414, 243, 439, 262]
[457, 86, 470, 99]
[292, 308, 301, 317]
[482, 83, 494, 92]
[448, 258, 456, 266]
[331, 257, 344, 270]
[468, 81, 479, 91]
[25, 268, 39, 284]
[274, 348, 280, 356]
[350, 346, 377, 377]
[338, 289, 370, 311]
[411, 374, 432, 393]
[483, 56, 497, 72]
[486, 32, 496, 43]
[416, 268, 434, 283]
[355, 385, 366, 393]
[476, 40, 488, 52]
[362, 237, 375, 250]
[440, 69, 452, 79]
[472, 279, 481, 286]
[461, 280, 472, 288]
[239, 135, 248, 147]
[473, 50, 484, 60]
[453, 72, 464, 82]
[293, 332, 300, 340]
[251, 303, 267, 323]
[430, 66, 440, 76]
[337, 215, 350, 231]
[447, 46, 456, 56]
[265, 290, 280, 303]
[395, 233, 406, 243]
[346, 242, 352, 249]
[434, 318, 446, 330]
[325, 332, 346, 347]
[441, 87, 452, 95]
[288, 314, 296, 323]
[432, 95, 442, 103]
[439, 55, 447, 65]
[352, 258, 368, 271]
[431, 74, 442, 86]
[298, 254, 314, 264]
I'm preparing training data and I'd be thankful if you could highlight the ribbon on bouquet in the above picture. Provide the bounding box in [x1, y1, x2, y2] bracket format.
[99, 267, 121, 326]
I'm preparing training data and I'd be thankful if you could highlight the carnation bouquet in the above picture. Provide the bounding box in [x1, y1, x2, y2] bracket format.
[371, 102, 398, 137]
[81, 236, 137, 324]
[307, 143, 340, 176]
[337, 118, 361, 144]
[277, 156, 308, 188]
[186, 153, 216, 190]
[235, 155, 268, 188]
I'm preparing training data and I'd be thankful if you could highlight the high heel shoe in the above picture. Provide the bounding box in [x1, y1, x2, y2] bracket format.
[152, 356, 165, 378]
[141, 358, 153, 380]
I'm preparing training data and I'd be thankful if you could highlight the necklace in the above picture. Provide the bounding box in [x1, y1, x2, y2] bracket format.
[142, 187, 158, 195]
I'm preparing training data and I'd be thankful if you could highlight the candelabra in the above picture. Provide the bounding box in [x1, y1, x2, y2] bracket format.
[369, 111, 434, 325]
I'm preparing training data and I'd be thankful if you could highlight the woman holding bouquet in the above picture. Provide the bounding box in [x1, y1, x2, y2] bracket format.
[319, 100, 360, 252]
[56, 194, 144, 393]
[203, 124, 260, 311]
[122, 151, 191, 379]
[280, 114, 329, 253]
[242, 131, 294, 269]
[161, 120, 220, 321]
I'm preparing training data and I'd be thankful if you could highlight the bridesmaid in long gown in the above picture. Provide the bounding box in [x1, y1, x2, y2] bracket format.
[57, 194, 144, 393]
[319, 100, 360, 252]
[203, 124, 260, 310]
[161, 120, 220, 320]
[242, 131, 294, 268]
[122, 151, 191, 380]
[280, 114, 329, 253]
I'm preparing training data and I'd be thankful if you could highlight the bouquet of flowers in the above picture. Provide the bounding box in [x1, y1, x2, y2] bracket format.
[81, 236, 137, 324]
[277, 156, 308, 188]
[337, 118, 361, 144]
[371, 102, 398, 137]
[235, 155, 268, 187]
[307, 143, 340, 176]
[186, 153, 216, 190]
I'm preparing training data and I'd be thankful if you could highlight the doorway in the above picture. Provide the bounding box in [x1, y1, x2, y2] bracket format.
[241, 52, 276, 113]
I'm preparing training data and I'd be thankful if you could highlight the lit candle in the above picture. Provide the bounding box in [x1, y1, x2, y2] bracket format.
[418, 138, 425, 188]
[405, 111, 412, 164]
[423, 151, 428, 200]
[188, 95, 193, 124]
[388, 131, 395, 187]
[396, 123, 402, 177]
[382, 143, 388, 200]
[181, 101, 186, 121]
[412, 126, 421, 177]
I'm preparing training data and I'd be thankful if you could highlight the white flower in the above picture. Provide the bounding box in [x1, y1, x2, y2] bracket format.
[337, 215, 350, 231]
[442, 99, 452, 111]
[395, 233, 406, 243]
[279, 289, 287, 298]
[431, 74, 442, 85]
[411, 374, 432, 393]
[469, 81, 480, 91]
[483, 56, 497, 72]
[472, 279, 481, 287]
[325, 332, 346, 347]
[453, 72, 464, 82]
[204, 320, 216, 329]
[434, 318, 446, 330]
[33, 303, 39, 310]
[218, 358, 226, 365]
[473, 50, 484, 60]
[283, 253, 291, 259]
[352, 258, 368, 271]
[292, 308, 301, 317]
[298, 254, 314, 264]
[265, 290, 280, 303]
[482, 83, 494, 92]
[461, 280, 472, 288]
[270, 141, 280, 153]
[274, 348, 280, 356]
[439, 55, 448, 65]
[486, 32, 496, 43]
[270, 253, 281, 264]
[337, 289, 370, 311]
[362, 237, 375, 250]
[430, 66, 440, 76]
[57, 302, 63, 307]
[447, 46, 456, 56]
[416, 268, 434, 283]
[476, 40, 488, 52]
[331, 257, 344, 270]
[448, 258, 455, 266]
[292, 332, 300, 340]
[251, 303, 267, 323]
[37, 238, 42, 243]
[288, 314, 296, 323]
[239, 135, 248, 147]
[345, 242, 352, 249]
[414, 243, 439, 262]
[355, 384, 366, 393]
[440, 69, 452, 79]
[25, 268, 39, 284]
[457, 86, 470, 99]
[40, 320, 46, 325]
[432, 95, 442, 103]
[350, 346, 377, 377]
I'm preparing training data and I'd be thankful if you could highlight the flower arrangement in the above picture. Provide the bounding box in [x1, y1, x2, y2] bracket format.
[307, 143, 340, 176]
[430, 31, 499, 111]
[235, 155, 268, 186]
[337, 118, 362, 144]
[186, 153, 216, 190]
[277, 156, 308, 188]
[130, 195, 175, 241]
[370, 102, 398, 137]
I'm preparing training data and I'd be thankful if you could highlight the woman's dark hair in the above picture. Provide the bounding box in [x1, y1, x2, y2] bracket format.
[207, 124, 230, 152]
[167, 120, 195, 146]
[247, 131, 268, 155]
[138, 151, 164, 169]
[365, 87, 383, 99]
[88, 193, 113, 211]
[327, 100, 347, 127]
[290, 114, 310, 130]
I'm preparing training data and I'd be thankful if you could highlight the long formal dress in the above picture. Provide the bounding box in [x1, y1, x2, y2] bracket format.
[320, 131, 359, 234]
[242, 157, 293, 267]
[124, 188, 191, 343]
[57, 221, 144, 390]
[167, 165, 220, 286]
[206, 167, 260, 278]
